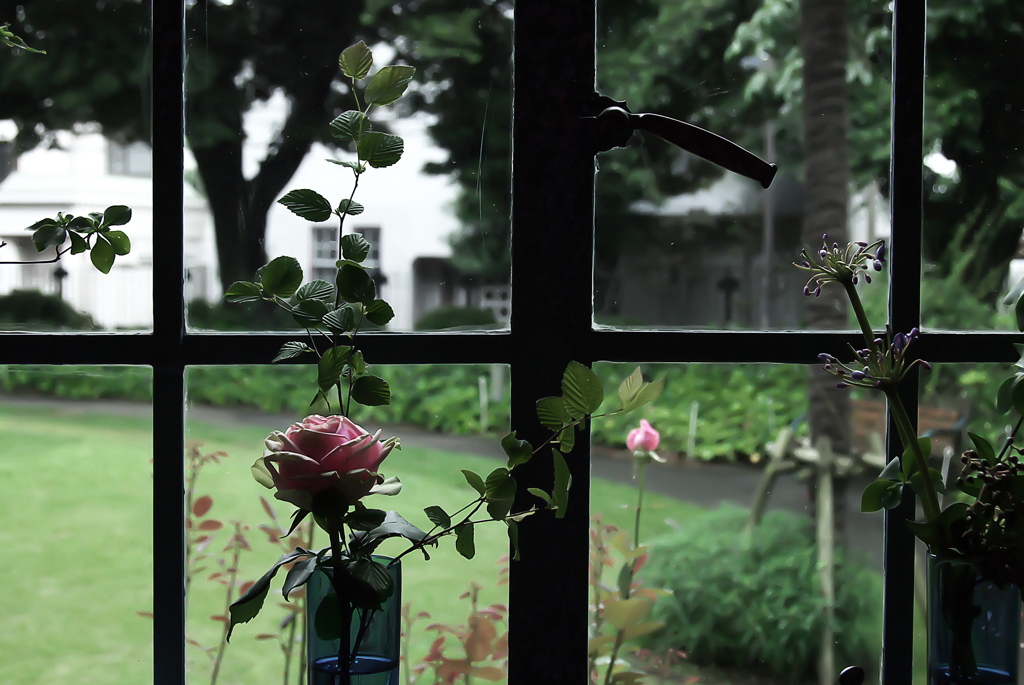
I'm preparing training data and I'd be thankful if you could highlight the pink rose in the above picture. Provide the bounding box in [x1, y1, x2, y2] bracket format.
[260, 415, 396, 506]
[626, 419, 660, 452]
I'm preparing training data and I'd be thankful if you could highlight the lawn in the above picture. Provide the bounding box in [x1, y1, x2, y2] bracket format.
[0, 400, 702, 685]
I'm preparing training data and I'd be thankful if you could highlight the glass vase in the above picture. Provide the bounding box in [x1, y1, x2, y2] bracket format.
[927, 555, 1021, 685]
[306, 556, 402, 685]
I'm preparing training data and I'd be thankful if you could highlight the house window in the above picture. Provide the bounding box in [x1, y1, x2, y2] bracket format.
[4, 1, 1007, 684]
[312, 226, 382, 285]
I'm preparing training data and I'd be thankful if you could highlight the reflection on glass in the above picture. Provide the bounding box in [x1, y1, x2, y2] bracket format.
[184, 4, 513, 332]
[922, 8, 1023, 331]
[184, 364, 510, 682]
[591, 363, 882, 682]
[0, 2, 152, 331]
[594, 2, 891, 330]
[0, 367, 152, 683]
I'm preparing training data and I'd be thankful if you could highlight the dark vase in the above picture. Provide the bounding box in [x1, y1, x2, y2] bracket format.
[927, 555, 1021, 685]
[306, 556, 402, 685]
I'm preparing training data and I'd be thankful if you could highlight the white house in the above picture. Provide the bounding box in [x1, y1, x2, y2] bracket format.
[0, 102, 471, 331]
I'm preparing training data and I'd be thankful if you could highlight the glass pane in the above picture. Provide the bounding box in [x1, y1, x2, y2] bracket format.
[0, 2, 153, 331]
[595, 2, 892, 330]
[0, 367, 153, 684]
[184, 364, 510, 682]
[921, 7, 1020, 331]
[915, 362, 1024, 681]
[591, 363, 883, 683]
[184, 4, 513, 333]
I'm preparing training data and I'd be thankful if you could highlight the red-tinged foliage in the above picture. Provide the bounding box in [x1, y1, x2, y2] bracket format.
[192, 495, 214, 518]
[210, 615, 228, 623]
[198, 519, 223, 531]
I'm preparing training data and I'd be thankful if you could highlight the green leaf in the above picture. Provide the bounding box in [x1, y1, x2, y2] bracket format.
[997, 375, 1019, 414]
[352, 375, 391, 407]
[357, 132, 404, 168]
[68, 231, 88, 255]
[102, 205, 132, 227]
[327, 159, 364, 171]
[294, 279, 334, 302]
[536, 396, 569, 431]
[364, 65, 415, 105]
[223, 281, 263, 303]
[348, 557, 395, 606]
[861, 479, 902, 512]
[506, 520, 521, 561]
[281, 556, 317, 600]
[501, 431, 533, 468]
[461, 469, 486, 496]
[272, 341, 312, 363]
[317, 346, 353, 391]
[341, 233, 371, 262]
[1004, 274, 1024, 307]
[105, 230, 131, 255]
[552, 450, 571, 519]
[485, 468, 517, 501]
[337, 199, 364, 216]
[364, 300, 394, 327]
[620, 377, 665, 414]
[528, 487, 552, 506]
[1012, 375, 1024, 416]
[228, 549, 309, 641]
[968, 432, 996, 465]
[900, 437, 932, 480]
[424, 505, 451, 530]
[336, 263, 376, 303]
[557, 425, 576, 453]
[32, 224, 66, 251]
[562, 361, 604, 418]
[321, 306, 357, 333]
[455, 522, 476, 559]
[90, 237, 115, 273]
[278, 189, 332, 222]
[260, 256, 303, 298]
[345, 505, 387, 531]
[291, 298, 330, 327]
[910, 468, 946, 498]
[313, 588, 341, 640]
[339, 41, 373, 80]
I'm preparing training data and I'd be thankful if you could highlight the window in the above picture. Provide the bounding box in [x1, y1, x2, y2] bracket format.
[312, 225, 384, 288]
[4, 2, 1005, 684]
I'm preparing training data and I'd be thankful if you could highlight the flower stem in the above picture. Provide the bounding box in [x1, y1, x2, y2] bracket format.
[884, 388, 942, 523]
[329, 528, 352, 685]
[843, 281, 879, 356]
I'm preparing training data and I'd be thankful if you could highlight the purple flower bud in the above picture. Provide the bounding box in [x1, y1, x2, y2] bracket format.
[864, 274, 872, 284]
[851, 371, 868, 380]
[818, 353, 834, 361]
[893, 333, 908, 353]
[910, 327, 919, 338]
[822, 233, 828, 242]
[852, 276, 859, 285]
[801, 260, 811, 268]
[873, 260, 882, 271]
[819, 249, 828, 258]
[920, 360, 932, 371]
[836, 382, 849, 389]
[803, 286, 810, 296]
[856, 241, 868, 247]
[813, 286, 821, 297]
[876, 242, 886, 262]
[875, 380, 884, 388]
[874, 338, 885, 346]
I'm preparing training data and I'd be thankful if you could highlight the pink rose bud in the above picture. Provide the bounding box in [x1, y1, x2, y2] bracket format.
[260, 414, 396, 506]
[626, 419, 660, 452]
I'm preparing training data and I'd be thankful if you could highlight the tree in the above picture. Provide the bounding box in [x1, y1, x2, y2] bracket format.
[0, 0, 399, 292]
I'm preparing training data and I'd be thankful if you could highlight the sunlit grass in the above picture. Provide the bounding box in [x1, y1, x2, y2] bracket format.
[1, 401, 703, 685]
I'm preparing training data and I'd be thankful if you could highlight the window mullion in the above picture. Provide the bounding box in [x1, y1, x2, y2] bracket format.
[883, 0, 927, 683]
[509, 2, 596, 684]
[151, 1, 186, 683]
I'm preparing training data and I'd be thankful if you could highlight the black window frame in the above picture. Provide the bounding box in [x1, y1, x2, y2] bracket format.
[0, 1, 1015, 683]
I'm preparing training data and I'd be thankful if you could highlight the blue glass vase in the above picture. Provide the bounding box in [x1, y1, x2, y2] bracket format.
[306, 556, 402, 685]
[927, 555, 1021, 685]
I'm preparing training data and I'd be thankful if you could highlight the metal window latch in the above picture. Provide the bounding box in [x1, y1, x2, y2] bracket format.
[583, 94, 778, 189]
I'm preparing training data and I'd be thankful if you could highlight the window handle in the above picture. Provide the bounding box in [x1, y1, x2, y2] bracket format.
[587, 102, 778, 189]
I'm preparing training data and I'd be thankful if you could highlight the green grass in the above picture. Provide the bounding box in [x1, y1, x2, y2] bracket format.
[0, 402, 702, 685]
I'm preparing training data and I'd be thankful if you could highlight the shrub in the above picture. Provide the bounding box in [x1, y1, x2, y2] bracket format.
[186, 298, 297, 331]
[414, 305, 498, 331]
[640, 506, 881, 682]
[0, 289, 97, 330]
